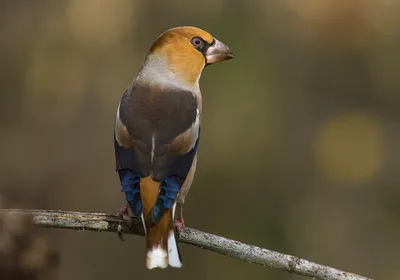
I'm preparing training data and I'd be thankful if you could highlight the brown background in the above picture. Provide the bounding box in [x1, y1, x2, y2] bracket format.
[0, 1, 399, 279]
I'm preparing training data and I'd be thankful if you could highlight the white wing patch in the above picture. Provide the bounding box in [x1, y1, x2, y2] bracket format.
[182, 108, 200, 151]
[191, 109, 200, 148]
[151, 134, 155, 161]
[141, 212, 147, 236]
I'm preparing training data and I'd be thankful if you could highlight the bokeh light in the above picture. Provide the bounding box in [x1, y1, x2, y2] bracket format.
[315, 112, 384, 183]
[0, 1, 399, 280]
[67, 0, 135, 48]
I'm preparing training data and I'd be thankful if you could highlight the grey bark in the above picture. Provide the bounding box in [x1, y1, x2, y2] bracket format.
[0, 209, 373, 280]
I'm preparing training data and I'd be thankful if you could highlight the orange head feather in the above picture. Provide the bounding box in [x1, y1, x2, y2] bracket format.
[147, 26, 234, 87]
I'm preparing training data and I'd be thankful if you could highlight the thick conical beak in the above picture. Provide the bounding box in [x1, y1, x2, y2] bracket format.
[205, 38, 235, 64]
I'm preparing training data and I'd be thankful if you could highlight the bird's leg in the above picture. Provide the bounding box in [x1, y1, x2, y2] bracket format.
[175, 203, 185, 233]
[117, 203, 132, 225]
[116, 203, 133, 242]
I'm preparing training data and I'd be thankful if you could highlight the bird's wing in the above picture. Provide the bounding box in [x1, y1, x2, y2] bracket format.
[114, 83, 200, 222]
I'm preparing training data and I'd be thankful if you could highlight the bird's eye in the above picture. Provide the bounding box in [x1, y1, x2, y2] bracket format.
[191, 37, 203, 48]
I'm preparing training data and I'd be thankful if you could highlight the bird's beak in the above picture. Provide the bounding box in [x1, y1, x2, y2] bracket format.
[205, 38, 235, 64]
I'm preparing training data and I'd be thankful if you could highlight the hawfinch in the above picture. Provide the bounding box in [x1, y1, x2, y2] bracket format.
[114, 26, 234, 269]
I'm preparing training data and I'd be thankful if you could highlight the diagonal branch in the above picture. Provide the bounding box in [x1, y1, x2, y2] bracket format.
[0, 209, 372, 280]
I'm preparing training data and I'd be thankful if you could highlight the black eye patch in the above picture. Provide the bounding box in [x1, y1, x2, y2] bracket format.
[190, 37, 213, 56]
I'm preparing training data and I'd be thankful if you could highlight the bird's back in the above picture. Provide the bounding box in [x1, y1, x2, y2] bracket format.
[117, 82, 198, 180]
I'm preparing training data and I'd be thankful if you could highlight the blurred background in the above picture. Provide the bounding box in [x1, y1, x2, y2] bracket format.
[0, 0, 399, 279]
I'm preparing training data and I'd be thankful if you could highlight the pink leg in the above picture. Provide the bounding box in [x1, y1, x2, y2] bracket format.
[116, 203, 133, 242]
[175, 203, 185, 232]
[117, 203, 132, 225]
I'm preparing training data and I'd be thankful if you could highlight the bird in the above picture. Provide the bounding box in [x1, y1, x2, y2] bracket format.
[114, 26, 234, 269]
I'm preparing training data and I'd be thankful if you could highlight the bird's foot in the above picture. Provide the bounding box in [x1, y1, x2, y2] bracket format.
[117, 203, 132, 225]
[116, 203, 132, 242]
[175, 217, 185, 233]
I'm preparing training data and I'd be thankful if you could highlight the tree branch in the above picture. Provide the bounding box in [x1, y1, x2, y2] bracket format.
[0, 209, 372, 280]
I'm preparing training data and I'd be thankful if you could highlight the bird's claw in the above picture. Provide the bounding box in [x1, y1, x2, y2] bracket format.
[116, 203, 133, 242]
[175, 217, 185, 233]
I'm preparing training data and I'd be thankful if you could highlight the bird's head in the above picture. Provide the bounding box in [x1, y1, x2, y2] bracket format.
[141, 26, 234, 89]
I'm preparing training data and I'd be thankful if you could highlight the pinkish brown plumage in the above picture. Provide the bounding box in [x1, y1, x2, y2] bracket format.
[114, 26, 234, 269]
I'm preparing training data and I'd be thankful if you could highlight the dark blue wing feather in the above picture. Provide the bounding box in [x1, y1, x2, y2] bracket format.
[151, 129, 200, 223]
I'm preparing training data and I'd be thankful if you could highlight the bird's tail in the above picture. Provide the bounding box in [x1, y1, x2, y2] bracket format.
[140, 177, 182, 269]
